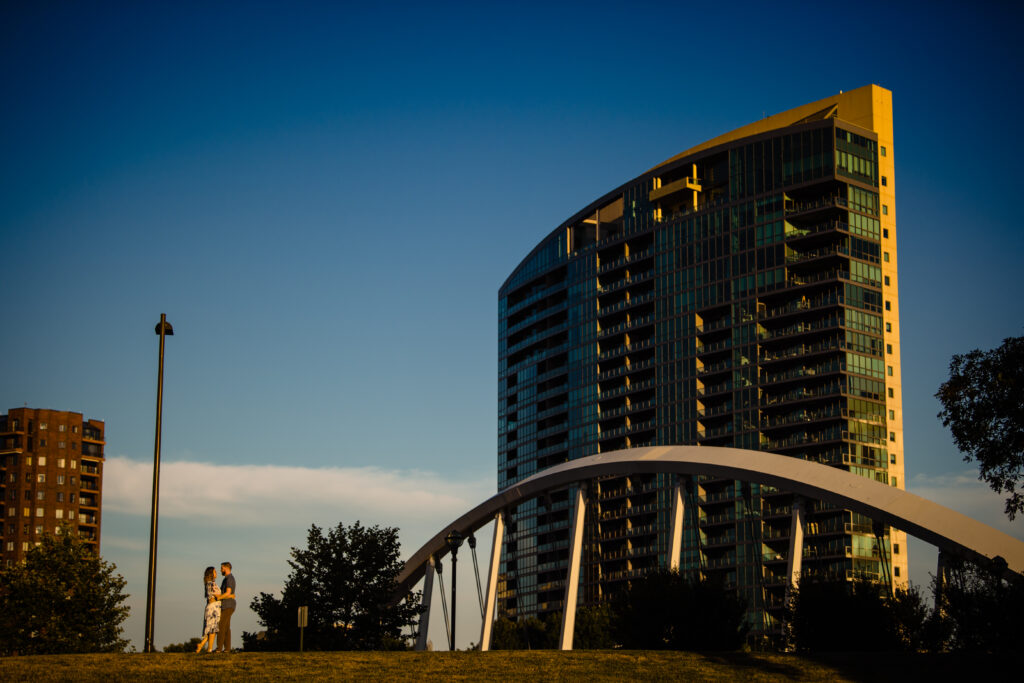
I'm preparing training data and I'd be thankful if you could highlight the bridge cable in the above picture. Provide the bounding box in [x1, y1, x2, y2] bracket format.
[434, 560, 452, 648]
[469, 534, 485, 618]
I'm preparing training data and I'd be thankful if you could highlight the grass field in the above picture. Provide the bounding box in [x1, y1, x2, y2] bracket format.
[0, 650, 1011, 682]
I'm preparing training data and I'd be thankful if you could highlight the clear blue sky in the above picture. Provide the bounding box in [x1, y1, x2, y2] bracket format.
[2, 1, 1022, 650]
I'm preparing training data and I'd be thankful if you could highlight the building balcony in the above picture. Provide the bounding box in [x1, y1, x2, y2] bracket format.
[597, 314, 655, 338]
[597, 358, 656, 381]
[597, 399, 656, 421]
[599, 502, 659, 521]
[599, 523, 658, 541]
[759, 315, 842, 342]
[505, 300, 569, 337]
[596, 248, 654, 275]
[761, 361, 843, 387]
[597, 379, 656, 401]
[696, 338, 732, 357]
[596, 291, 657, 319]
[598, 338, 654, 361]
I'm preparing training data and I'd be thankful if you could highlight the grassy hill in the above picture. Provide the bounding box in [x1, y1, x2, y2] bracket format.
[0, 650, 1007, 682]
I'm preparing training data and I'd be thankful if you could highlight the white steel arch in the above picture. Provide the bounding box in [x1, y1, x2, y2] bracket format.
[397, 445, 1024, 649]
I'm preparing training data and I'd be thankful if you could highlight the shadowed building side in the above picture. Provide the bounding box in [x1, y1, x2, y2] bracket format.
[497, 84, 905, 636]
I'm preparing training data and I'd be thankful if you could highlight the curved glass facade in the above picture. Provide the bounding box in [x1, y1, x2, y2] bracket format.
[497, 85, 905, 635]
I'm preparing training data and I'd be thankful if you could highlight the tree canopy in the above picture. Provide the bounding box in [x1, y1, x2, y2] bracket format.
[244, 521, 420, 651]
[612, 570, 748, 650]
[936, 335, 1024, 518]
[0, 526, 130, 655]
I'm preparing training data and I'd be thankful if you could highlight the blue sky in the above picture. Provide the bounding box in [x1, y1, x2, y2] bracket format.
[2, 1, 1022, 650]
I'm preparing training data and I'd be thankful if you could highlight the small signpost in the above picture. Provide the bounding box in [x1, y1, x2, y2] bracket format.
[298, 606, 308, 652]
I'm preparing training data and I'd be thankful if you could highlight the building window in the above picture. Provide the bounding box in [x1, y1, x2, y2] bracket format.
[881, 176, 888, 186]
[891, 477, 898, 487]
[882, 205, 888, 216]
[39, 439, 46, 447]
[886, 322, 892, 332]
[889, 410, 895, 419]
[881, 146, 887, 157]
[38, 456, 46, 466]
[72, 425, 79, 434]
[59, 424, 66, 432]
[889, 431, 896, 441]
[885, 301, 891, 311]
[25, 474, 31, 483]
[35, 525, 43, 535]
[886, 344, 893, 354]
[37, 474, 45, 483]
[57, 492, 64, 502]
[58, 441, 66, 449]
[890, 453, 897, 464]
[57, 475, 65, 485]
[24, 490, 31, 501]
[888, 388, 894, 398]
[70, 493, 76, 504]
[23, 508, 30, 517]
[36, 507, 44, 517]
[884, 276, 890, 286]
[25, 456, 32, 466]
[22, 542, 29, 551]
[883, 252, 890, 262]
[36, 491, 45, 501]
[56, 509, 64, 519]
[5, 541, 11, 551]
[882, 229, 888, 239]
[58, 458, 65, 468]
[71, 460, 77, 470]
[887, 366, 894, 376]
[39, 422, 47, 430]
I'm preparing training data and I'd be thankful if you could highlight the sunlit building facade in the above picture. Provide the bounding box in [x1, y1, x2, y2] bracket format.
[497, 85, 906, 635]
[0, 407, 106, 565]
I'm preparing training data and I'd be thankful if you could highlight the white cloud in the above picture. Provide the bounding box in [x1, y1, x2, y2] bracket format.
[104, 456, 494, 528]
[908, 470, 1024, 540]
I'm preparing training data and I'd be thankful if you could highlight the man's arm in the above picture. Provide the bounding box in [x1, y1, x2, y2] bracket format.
[220, 576, 236, 600]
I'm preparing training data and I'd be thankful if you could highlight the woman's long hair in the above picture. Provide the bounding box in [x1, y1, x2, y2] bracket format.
[204, 566, 216, 584]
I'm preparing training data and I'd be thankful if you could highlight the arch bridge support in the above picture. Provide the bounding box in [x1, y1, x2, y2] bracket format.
[398, 446, 1024, 650]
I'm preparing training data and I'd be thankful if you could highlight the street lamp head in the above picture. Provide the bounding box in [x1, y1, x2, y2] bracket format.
[445, 529, 464, 552]
[155, 317, 174, 336]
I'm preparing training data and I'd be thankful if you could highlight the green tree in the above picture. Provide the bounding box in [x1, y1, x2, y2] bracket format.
[931, 556, 1024, 653]
[243, 521, 420, 651]
[612, 570, 748, 650]
[936, 335, 1024, 518]
[573, 602, 616, 649]
[787, 578, 929, 652]
[488, 613, 559, 650]
[0, 526, 130, 655]
[163, 637, 202, 652]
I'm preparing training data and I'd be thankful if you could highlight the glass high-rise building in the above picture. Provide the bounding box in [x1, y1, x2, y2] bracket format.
[497, 85, 905, 635]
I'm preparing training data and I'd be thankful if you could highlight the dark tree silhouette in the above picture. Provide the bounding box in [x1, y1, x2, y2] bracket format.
[243, 521, 420, 651]
[612, 570, 748, 650]
[0, 525, 130, 655]
[936, 335, 1024, 519]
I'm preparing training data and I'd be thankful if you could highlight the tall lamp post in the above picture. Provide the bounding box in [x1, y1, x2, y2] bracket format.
[445, 529, 464, 651]
[144, 314, 173, 653]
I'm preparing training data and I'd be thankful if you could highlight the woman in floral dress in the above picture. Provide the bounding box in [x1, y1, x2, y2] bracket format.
[195, 566, 222, 653]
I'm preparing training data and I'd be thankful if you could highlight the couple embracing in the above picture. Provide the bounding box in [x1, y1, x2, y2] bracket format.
[196, 562, 237, 653]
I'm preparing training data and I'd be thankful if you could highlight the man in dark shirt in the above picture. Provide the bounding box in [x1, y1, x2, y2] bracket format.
[216, 562, 237, 653]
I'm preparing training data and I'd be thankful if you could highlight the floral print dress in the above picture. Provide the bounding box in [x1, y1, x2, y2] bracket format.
[203, 580, 221, 636]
